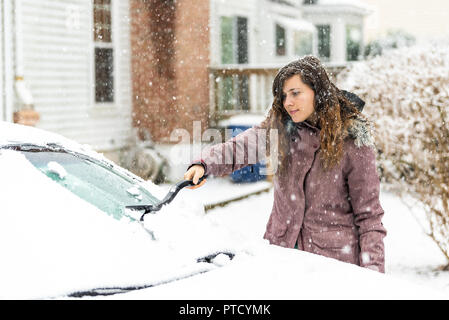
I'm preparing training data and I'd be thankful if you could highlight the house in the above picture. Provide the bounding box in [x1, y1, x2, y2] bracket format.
[301, 0, 373, 64]
[131, 0, 374, 181]
[208, 0, 318, 121]
[131, 0, 321, 144]
[0, 0, 134, 163]
[130, 0, 211, 144]
[208, 0, 372, 124]
[357, 0, 449, 43]
[0, 0, 373, 178]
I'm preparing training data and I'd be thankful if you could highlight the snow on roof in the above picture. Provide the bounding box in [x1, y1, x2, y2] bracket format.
[318, 0, 370, 7]
[303, 0, 374, 14]
[275, 15, 316, 33]
[269, 0, 297, 7]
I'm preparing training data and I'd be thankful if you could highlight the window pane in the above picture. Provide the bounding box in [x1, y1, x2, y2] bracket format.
[93, 0, 112, 43]
[218, 75, 249, 111]
[237, 17, 248, 64]
[95, 48, 114, 103]
[237, 75, 249, 110]
[317, 24, 331, 60]
[220, 76, 234, 110]
[294, 31, 313, 56]
[221, 16, 234, 64]
[218, 16, 249, 111]
[346, 25, 362, 61]
[276, 24, 286, 56]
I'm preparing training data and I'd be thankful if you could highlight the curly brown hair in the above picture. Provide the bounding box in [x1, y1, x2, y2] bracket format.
[261, 55, 364, 176]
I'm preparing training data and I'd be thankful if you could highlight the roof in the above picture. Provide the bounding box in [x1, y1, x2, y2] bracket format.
[268, 0, 299, 7]
[274, 15, 316, 32]
[302, 0, 374, 15]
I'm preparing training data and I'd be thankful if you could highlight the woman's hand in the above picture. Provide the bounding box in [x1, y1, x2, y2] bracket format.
[184, 165, 206, 189]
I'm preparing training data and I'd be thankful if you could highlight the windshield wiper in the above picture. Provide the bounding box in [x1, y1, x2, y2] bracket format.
[126, 175, 207, 221]
[1, 143, 62, 152]
[2, 142, 116, 170]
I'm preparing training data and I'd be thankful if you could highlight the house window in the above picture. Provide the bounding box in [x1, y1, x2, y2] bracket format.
[236, 17, 249, 64]
[317, 24, 331, 61]
[346, 24, 362, 61]
[275, 24, 286, 56]
[219, 16, 249, 111]
[220, 16, 249, 64]
[93, 0, 114, 103]
[294, 31, 313, 56]
[220, 16, 234, 64]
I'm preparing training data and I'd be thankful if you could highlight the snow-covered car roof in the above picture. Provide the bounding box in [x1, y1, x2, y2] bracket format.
[0, 121, 121, 169]
[1, 121, 87, 150]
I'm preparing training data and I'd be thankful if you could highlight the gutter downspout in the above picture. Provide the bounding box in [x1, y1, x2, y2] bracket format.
[0, 1, 3, 121]
[13, 0, 39, 126]
[2, 0, 14, 123]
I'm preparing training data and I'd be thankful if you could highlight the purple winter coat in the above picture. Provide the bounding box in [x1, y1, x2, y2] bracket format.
[193, 115, 387, 273]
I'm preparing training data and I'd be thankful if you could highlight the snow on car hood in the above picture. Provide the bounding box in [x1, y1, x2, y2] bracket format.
[115, 243, 448, 300]
[0, 149, 223, 299]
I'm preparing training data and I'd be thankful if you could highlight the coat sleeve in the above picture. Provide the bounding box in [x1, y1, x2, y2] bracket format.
[191, 124, 267, 177]
[346, 143, 387, 273]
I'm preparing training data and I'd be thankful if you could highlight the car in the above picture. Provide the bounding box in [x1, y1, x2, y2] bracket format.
[0, 121, 233, 299]
[0, 121, 446, 300]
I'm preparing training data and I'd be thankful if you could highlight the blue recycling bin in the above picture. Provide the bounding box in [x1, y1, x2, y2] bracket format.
[227, 124, 266, 183]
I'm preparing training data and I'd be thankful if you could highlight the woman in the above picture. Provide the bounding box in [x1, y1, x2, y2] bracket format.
[184, 55, 387, 272]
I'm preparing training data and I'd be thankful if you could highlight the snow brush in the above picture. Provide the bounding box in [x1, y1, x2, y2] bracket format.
[126, 175, 207, 222]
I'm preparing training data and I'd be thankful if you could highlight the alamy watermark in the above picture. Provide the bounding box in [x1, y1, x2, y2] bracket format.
[168, 121, 279, 175]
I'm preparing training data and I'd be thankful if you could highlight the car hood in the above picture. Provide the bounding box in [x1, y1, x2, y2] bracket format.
[114, 244, 447, 300]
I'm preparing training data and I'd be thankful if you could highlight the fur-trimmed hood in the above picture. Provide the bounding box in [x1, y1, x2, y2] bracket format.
[340, 90, 376, 148]
[345, 116, 376, 149]
[287, 91, 376, 149]
[287, 114, 376, 149]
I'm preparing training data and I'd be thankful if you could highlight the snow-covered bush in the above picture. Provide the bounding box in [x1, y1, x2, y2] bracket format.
[336, 41, 449, 264]
[364, 29, 416, 58]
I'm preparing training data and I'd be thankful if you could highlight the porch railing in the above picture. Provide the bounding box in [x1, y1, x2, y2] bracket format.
[209, 63, 347, 122]
[209, 65, 278, 119]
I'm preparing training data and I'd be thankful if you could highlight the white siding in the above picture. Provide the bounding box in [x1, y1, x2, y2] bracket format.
[18, 0, 132, 152]
[210, 0, 258, 65]
[302, 7, 367, 64]
[0, 2, 3, 121]
[209, 0, 312, 113]
[210, 0, 307, 66]
[1, 0, 14, 123]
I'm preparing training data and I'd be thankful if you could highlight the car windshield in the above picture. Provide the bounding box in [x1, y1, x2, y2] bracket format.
[16, 148, 159, 221]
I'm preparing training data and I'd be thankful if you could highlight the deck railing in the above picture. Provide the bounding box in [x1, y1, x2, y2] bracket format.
[209, 65, 278, 118]
[209, 63, 347, 121]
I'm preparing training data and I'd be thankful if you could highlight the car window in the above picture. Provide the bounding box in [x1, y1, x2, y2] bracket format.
[18, 150, 159, 221]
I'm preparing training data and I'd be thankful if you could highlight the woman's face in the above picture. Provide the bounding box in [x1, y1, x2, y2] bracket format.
[282, 75, 315, 123]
